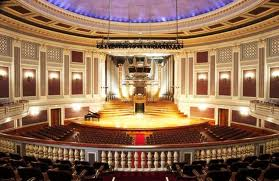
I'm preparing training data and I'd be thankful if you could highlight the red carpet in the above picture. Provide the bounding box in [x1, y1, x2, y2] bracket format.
[102, 172, 176, 181]
[135, 134, 145, 145]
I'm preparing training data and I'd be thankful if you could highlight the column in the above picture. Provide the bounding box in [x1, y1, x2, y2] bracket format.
[209, 50, 216, 97]
[233, 45, 240, 99]
[39, 45, 47, 99]
[258, 40, 266, 99]
[13, 39, 21, 99]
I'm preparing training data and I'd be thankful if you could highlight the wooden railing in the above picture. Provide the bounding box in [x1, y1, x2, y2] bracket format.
[250, 100, 279, 120]
[0, 132, 278, 171]
[0, 100, 29, 120]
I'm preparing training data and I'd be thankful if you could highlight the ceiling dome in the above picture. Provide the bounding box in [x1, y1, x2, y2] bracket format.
[46, 0, 234, 23]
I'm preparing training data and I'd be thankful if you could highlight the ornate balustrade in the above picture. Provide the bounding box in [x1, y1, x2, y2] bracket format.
[250, 101, 279, 120]
[0, 100, 29, 120]
[0, 132, 278, 171]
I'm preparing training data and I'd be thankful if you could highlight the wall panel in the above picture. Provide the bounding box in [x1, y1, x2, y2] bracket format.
[232, 110, 257, 126]
[22, 110, 47, 126]
[0, 66, 9, 98]
[22, 69, 36, 97]
[243, 69, 256, 97]
[190, 107, 214, 119]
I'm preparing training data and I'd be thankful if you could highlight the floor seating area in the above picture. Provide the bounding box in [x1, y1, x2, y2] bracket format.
[146, 125, 207, 145]
[70, 125, 134, 145]
[206, 126, 262, 141]
[1, 151, 278, 181]
[11, 122, 270, 145]
[0, 151, 110, 181]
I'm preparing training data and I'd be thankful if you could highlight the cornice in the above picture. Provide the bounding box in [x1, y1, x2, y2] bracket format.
[17, 0, 264, 33]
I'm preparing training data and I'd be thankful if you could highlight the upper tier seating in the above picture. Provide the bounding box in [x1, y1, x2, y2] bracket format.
[19, 125, 74, 141]
[206, 126, 261, 141]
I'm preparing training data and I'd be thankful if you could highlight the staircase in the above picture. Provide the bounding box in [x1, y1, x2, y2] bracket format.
[99, 100, 186, 120]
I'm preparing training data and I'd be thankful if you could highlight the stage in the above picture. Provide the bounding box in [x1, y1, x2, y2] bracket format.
[70, 100, 209, 130]
[71, 115, 208, 130]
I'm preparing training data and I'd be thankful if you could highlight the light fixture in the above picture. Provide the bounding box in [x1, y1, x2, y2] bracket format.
[96, 0, 183, 50]
[220, 73, 229, 80]
[239, 107, 249, 116]
[29, 107, 40, 116]
[244, 71, 255, 80]
[49, 72, 59, 80]
[73, 73, 81, 80]
[24, 71, 34, 81]
[271, 70, 279, 79]
[198, 73, 207, 81]
[0, 68, 7, 80]
[71, 103, 81, 112]
[198, 104, 208, 111]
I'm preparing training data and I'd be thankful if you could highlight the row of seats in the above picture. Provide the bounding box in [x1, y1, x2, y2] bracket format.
[0, 151, 110, 181]
[19, 125, 74, 141]
[206, 126, 261, 141]
[146, 124, 207, 145]
[72, 125, 134, 145]
[170, 152, 279, 181]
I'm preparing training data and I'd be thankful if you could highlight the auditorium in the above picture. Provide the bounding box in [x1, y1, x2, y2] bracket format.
[0, 0, 279, 180]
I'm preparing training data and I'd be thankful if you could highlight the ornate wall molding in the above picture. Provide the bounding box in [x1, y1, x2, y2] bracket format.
[46, 46, 63, 63]
[21, 41, 39, 60]
[241, 42, 258, 61]
[217, 47, 233, 64]
[0, 35, 12, 57]
[267, 36, 279, 57]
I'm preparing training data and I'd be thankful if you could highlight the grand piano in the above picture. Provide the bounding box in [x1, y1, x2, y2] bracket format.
[84, 111, 100, 121]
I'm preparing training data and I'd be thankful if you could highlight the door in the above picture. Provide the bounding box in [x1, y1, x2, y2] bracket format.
[51, 108, 61, 126]
[218, 108, 229, 126]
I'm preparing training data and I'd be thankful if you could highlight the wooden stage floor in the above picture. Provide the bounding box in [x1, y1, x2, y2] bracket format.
[70, 100, 209, 130]
[71, 115, 208, 130]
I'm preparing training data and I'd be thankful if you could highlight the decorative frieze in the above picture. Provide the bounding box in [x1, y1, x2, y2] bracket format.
[268, 36, 279, 57]
[0, 35, 12, 57]
[217, 47, 232, 64]
[241, 42, 258, 60]
[21, 41, 39, 60]
[47, 46, 63, 63]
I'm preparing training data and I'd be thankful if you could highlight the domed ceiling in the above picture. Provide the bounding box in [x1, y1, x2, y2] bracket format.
[46, 0, 234, 23]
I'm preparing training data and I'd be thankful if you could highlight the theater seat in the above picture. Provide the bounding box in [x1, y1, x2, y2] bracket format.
[18, 167, 44, 181]
[47, 170, 73, 181]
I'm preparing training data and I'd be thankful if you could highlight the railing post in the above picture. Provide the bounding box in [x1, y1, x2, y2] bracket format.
[114, 151, 119, 170]
[134, 152, 139, 171]
[160, 152, 166, 170]
[141, 152, 146, 170]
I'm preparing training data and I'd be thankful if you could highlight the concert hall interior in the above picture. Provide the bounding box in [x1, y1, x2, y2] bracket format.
[0, 0, 279, 181]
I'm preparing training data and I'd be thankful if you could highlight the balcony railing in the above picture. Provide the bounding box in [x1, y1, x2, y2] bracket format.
[0, 132, 278, 171]
[0, 100, 29, 120]
[250, 100, 279, 120]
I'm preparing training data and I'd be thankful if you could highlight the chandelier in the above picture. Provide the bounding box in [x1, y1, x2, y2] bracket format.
[96, 0, 183, 50]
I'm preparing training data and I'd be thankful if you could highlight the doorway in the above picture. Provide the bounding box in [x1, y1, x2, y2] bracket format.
[218, 108, 229, 126]
[51, 108, 61, 126]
